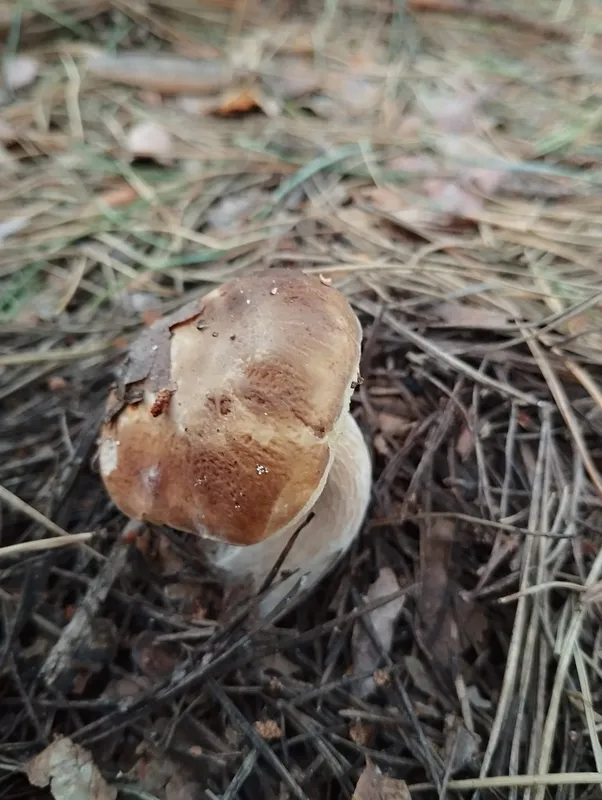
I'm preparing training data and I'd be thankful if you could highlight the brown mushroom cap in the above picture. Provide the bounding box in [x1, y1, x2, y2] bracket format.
[99, 268, 362, 546]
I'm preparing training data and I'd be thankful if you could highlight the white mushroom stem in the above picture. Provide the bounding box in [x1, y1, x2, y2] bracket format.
[206, 411, 372, 619]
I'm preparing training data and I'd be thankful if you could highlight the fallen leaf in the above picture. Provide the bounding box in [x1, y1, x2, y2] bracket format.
[353, 760, 411, 800]
[87, 51, 234, 94]
[435, 301, 511, 329]
[26, 736, 117, 800]
[3, 55, 39, 90]
[126, 121, 173, 164]
[352, 568, 404, 696]
[213, 87, 261, 115]
[180, 86, 277, 117]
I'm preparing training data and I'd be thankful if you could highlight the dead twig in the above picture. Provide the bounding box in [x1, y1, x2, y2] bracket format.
[39, 532, 134, 689]
[407, 0, 571, 41]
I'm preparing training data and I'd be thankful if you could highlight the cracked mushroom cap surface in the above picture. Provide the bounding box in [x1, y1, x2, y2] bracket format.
[99, 268, 363, 546]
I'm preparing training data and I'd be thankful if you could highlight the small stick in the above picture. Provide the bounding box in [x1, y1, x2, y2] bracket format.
[0, 343, 116, 366]
[0, 532, 94, 558]
[409, 772, 602, 793]
[407, 0, 571, 41]
[0, 484, 101, 561]
[40, 527, 138, 688]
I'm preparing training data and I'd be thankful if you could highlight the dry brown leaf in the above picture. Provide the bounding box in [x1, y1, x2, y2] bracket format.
[87, 51, 233, 94]
[26, 736, 117, 800]
[3, 55, 39, 90]
[353, 760, 411, 800]
[214, 87, 260, 114]
[126, 121, 173, 164]
[352, 568, 404, 696]
[435, 302, 511, 329]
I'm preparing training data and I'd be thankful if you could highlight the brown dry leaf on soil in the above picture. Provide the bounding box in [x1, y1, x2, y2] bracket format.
[353, 760, 411, 800]
[26, 736, 117, 800]
[352, 567, 404, 696]
[212, 86, 262, 115]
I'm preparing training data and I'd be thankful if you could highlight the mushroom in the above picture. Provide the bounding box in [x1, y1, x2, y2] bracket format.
[98, 268, 371, 618]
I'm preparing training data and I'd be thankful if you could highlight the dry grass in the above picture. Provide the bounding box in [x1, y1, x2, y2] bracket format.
[1, 0, 602, 798]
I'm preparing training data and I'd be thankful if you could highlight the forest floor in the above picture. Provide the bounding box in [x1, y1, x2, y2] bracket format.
[1, 1, 602, 798]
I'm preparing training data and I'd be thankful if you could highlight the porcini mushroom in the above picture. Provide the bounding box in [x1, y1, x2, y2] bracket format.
[98, 268, 371, 618]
